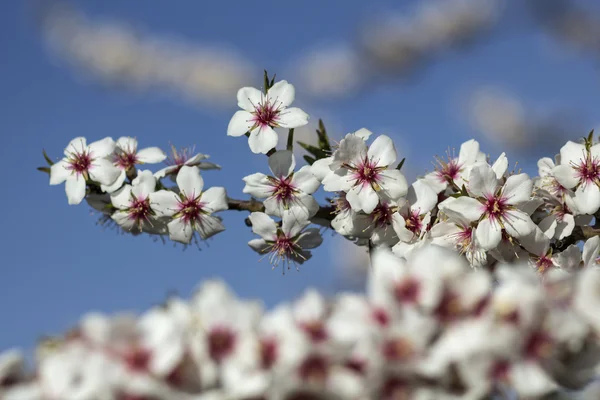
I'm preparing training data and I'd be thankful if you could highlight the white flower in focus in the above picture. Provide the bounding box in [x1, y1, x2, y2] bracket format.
[101, 136, 167, 193]
[109, 170, 163, 232]
[154, 145, 220, 180]
[392, 180, 437, 243]
[152, 166, 228, 243]
[243, 150, 320, 219]
[49, 137, 121, 205]
[553, 141, 600, 215]
[248, 212, 323, 270]
[439, 164, 535, 250]
[536, 157, 568, 198]
[227, 80, 309, 154]
[322, 133, 408, 213]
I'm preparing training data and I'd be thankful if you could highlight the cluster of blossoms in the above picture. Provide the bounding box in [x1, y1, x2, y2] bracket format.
[5, 244, 600, 399]
[33, 75, 600, 397]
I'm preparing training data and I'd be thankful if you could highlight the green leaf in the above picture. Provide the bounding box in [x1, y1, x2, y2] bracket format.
[587, 129, 595, 144]
[297, 141, 327, 159]
[263, 70, 270, 93]
[42, 149, 54, 166]
[303, 155, 316, 165]
[396, 158, 406, 170]
[37, 166, 51, 174]
[316, 119, 331, 151]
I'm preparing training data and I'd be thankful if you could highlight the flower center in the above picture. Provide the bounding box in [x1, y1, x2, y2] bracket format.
[298, 354, 328, 383]
[115, 151, 138, 170]
[433, 290, 463, 322]
[371, 203, 394, 228]
[208, 327, 235, 362]
[394, 278, 420, 304]
[67, 150, 93, 176]
[176, 195, 205, 225]
[301, 321, 327, 342]
[253, 100, 280, 127]
[260, 338, 278, 369]
[536, 256, 553, 274]
[128, 196, 153, 228]
[436, 158, 462, 183]
[382, 337, 414, 361]
[524, 331, 553, 360]
[404, 209, 423, 234]
[123, 347, 151, 372]
[352, 157, 381, 187]
[165, 145, 193, 167]
[575, 156, 600, 185]
[270, 232, 302, 266]
[270, 176, 297, 206]
[483, 195, 508, 221]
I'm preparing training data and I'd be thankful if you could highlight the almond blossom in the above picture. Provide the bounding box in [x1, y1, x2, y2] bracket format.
[49, 137, 121, 205]
[227, 80, 309, 154]
[154, 144, 220, 180]
[248, 211, 323, 270]
[152, 165, 228, 243]
[322, 132, 408, 214]
[243, 150, 320, 219]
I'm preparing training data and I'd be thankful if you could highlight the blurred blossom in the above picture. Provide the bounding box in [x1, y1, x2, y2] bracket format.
[39, 3, 255, 106]
[466, 86, 577, 152]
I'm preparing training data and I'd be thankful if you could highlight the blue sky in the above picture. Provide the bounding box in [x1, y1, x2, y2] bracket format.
[0, 0, 599, 354]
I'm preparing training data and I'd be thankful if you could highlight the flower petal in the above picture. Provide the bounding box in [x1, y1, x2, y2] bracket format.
[468, 164, 498, 198]
[64, 137, 87, 157]
[227, 110, 254, 137]
[475, 217, 502, 250]
[560, 141, 586, 165]
[176, 166, 204, 198]
[346, 184, 379, 214]
[112, 211, 135, 230]
[552, 165, 579, 189]
[292, 166, 320, 194]
[503, 210, 534, 238]
[408, 179, 437, 213]
[281, 211, 310, 238]
[49, 159, 71, 185]
[333, 134, 367, 167]
[248, 238, 271, 254]
[502, 173, 532, 205]
[88, 137, 116, 158]
[310, 157, 333, 182]
[378, 169, 408, 200]
[196, 215, 225, 239]
[268, 150, 295, 178]
[201, 187, 228, 213]
[137, 147, 167, 164]
[88, 159, 121, 186]
[353, 128, 373, 141]
[150, 190, 179, 217]
[168, 218, 194, 244]
[277, 107, 309, 129]
[237, 87, 263, 112]
[574, 184, 600, 215]
[438, 196, 484, 222]
[367, 135, 396, 167]
[491, 152, 508, 179]
[583, 236, 600, 268]
[248, 125, 278, 155]
[458, 139, 480, 165]
[296, 228, 323, 249]
[242, 173, 273, 198]
[131, 170, 156, 198]
[65, 176, 86, 205]
[116, 136, 137, 153]
[249, 212, 277, 240]
[110, 185, 133, 210]
[100, 170, 126, 194]
[267, 80, 295, 108]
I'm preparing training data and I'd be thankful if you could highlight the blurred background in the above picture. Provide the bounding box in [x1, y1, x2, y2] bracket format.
[1, 0, 599, 354]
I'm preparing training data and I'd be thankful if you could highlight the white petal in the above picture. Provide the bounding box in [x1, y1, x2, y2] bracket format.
[65, 176, 86, 205]
[430, 222, 462, 246]
[346, 184, 379, 214]
[291, 166, 319, 194]
[112, 211, 135, 230]
[136, 147, 167, 164]
[281, 211, 310, 238]
[509, 361, 557, 398]
[248, 238, 271, 254]
[150, 190, 179, 217]
[310, 157, 333, 182]
[64, 137, 87, 156]
[560, 141, 586, 165]
[249, 212, 277, 240]
[248, 125, 278, 154]
[201, 187, 228, 213]
[196, 215, 225, 239]
[267, 80, 295, 108]
[367, 135, 396, 167]
[237, 86, 263, 112]
[552, 165, 579, 189]
[503, 210, 534, 238]
[88, 137, 115, 158]
[518, 227, 549, 256]
[49, 159, 71, 185]
[322, 170, 351, 192]
[538, 215, 557, 239]
[168, 218, 194, 244]
[88, 159, 120, 186]
[502, 173, 532, 205]
[268, 150, 295, 178]
[378, 169, 408, 200]
[353, 128, 373, 140]
[408, 180, 438, 213]
[537, 157, 555, 177]
[227, 110, 254, 137]
[392, 214, 414, 243]
[296, 228, 323, 249]
[242, 173, 273, 198]
[100, 169, 126, 193]
[458, 139, 480, 165]
[176, 166, 204, 198]
[277, 107, 309, 129]
[333, 134, 368, 166]
[110, 185, 133, 210]
[555, 213, 574, 240]
[583, 236, 600, 268]
[116, 136, 137, 153]
[468, 164, 498, 198]
[491, 152, 508, 179]
[475, 217, 502, 250]
[574, 184, 600, 215]
[438, 196, 484, 222]
[131, 170, 156, 198]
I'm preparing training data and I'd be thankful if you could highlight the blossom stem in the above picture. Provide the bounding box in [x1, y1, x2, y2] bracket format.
[286, 128, 294, 151]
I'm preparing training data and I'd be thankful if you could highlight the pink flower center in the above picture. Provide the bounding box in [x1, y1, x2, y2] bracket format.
[268, 232, 304, 267]
[123, 347, 151, 372]
[176, 195, 205, 225]
[372, 308, 390, 327]
[269, 176, 297, 206]
[483, 195, 509, 221]
[260, 338, 278, 369]
[524, 331, 553, 360]
[166, 145, 194, 167]
[435, 158, 462, 183]
[114, 150, 139, 170]
[403, 209, 423, 234]
[371, 202, 394, 228]
[300, 321, 327, 342]
[128, 195, 153, 228]
[575, 156, 600, 185]
[208, 327, 236, 362]
[536, 256, 554, 274]
[394, 278, 420, 304]
[382, 337, 414, 361]
[351, 156, 382, 187]
[66, 149, 93, 175]
[433, 290, 463, 322]
[381, 377, 410, 400]
[298, 354, 328, 383]
[252, 98, 282, 128]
